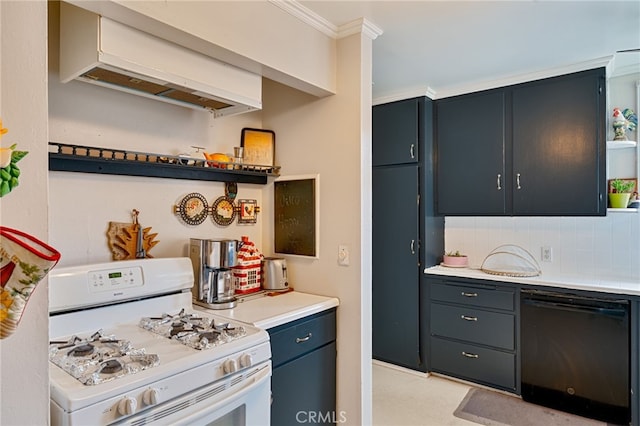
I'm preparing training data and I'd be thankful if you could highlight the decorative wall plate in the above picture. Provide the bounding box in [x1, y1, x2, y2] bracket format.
[211, 196, 236, 226]
[237, 199, 259, 224]
[174, 192, 209, 225]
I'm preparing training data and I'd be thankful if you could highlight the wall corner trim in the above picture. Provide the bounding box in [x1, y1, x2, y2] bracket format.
[338, 18, 383, 40]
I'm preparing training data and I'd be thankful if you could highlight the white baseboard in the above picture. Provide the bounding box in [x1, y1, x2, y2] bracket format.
[371, 359, 429, 378]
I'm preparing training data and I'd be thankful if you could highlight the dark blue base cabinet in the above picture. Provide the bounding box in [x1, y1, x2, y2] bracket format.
[427, 278, 518, 393]
[427, 275, 640, 425]
[268, 309, 337, 426]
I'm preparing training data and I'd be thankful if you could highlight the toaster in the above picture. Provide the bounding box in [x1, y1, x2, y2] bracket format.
[262, 257, 289, 290]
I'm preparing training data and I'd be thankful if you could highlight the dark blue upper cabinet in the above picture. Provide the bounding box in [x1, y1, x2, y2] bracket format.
[373, 98, 419, 166]
[436, 89, 507, 215]
[512, 69, 606, 216]
[435, 67, 606, 216]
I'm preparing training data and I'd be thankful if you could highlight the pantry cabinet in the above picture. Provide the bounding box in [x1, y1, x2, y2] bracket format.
[428, 276, 518, 392]
[268, 308, 336, 426]
[373, 98, 419, 166]
[435, 67, 606, 216]
[372, 97, 444, 371]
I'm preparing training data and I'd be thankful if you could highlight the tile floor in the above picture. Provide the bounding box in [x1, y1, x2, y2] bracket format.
[372, 361, 479, 426]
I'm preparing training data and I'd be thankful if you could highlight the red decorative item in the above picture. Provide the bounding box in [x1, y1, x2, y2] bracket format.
[232, 236, 263, 294]
[0, 226, 61, 339]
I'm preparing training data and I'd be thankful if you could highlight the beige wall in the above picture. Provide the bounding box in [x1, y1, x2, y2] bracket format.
[0, 1, 51, 424]
[260, 30, 374, 424]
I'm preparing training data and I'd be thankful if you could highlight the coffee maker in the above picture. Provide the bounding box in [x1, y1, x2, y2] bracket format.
[189, 238, 239, 309]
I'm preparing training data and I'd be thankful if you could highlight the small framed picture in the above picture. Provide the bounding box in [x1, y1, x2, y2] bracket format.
[241, 128, 275, 167]
[238, 199, 259, 224]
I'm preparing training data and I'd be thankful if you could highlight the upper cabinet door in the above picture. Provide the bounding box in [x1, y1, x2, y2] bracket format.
[436, 90, 507, 215]
[512, 68, 606, 216]
[373, 98, 419, 166]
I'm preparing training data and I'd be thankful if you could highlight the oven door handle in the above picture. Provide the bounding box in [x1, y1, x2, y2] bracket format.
[123, 363, 271, 425]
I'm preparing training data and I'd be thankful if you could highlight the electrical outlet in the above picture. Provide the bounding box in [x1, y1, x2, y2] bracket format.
[338, 245, 350, 266]
[541, 246, 553, 262]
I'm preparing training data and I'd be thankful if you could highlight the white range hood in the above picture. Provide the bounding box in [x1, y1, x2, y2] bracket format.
[59, 2, 262, 117]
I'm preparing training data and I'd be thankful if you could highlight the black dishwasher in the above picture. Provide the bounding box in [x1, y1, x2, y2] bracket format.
[521, 289, 630, 425]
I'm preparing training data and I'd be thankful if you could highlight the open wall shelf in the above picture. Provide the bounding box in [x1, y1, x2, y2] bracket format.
[607, 140, 637, 149]
[48, 142, 280, 185]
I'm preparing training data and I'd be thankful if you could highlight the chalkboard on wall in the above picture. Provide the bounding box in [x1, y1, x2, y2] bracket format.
[274, 175, 319, 258]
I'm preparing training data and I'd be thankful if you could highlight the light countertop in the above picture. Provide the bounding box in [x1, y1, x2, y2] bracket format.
[198, 290, 339, 329]
[425, 265, 640, 296]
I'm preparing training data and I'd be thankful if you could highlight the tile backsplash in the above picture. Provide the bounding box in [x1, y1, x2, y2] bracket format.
[444, 214, 640, 282]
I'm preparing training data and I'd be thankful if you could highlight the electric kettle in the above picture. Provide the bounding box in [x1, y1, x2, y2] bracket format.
[262, 257, 289, 291]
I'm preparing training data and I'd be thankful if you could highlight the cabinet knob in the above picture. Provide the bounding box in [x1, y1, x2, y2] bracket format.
[497, 174, 502, 190]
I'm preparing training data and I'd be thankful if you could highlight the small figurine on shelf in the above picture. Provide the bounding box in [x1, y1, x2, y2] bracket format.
[623, 108, 637, 133]
[612, 107, 637, 142]
[612, 107, 628, 141]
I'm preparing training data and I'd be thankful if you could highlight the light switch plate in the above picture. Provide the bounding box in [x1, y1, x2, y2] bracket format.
[338, 245, 350, 266]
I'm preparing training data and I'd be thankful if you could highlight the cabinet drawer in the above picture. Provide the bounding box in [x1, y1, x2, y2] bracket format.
[430, 303, 515, 350]
[431, 282, 515, 311]
[269, 309, 336, 368]
[431, 337, 516, 390]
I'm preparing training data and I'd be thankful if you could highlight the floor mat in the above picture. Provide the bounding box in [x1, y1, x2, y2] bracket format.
[453, 388, 610, 426]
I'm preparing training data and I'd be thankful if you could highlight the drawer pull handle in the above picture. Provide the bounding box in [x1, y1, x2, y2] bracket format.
[410, 144, 415, 159]
[461, 315, 478, 321]
[462, 351, 479, 359]
[296, 333, 312, 343]
[461, 292, 478, 297]
[497, 173, 502, 190]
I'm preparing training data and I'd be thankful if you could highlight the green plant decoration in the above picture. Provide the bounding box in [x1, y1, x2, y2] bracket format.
[0, 118, 28, 197]
[611, 179, 635, 194]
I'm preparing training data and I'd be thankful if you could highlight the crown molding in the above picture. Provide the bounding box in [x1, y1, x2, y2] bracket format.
[612, 63, 640, 77]
[373, 86, 436, 106]
[269, 0, 383, 40]
[269, 0, 337, 38]
[432, 55, 615, 99]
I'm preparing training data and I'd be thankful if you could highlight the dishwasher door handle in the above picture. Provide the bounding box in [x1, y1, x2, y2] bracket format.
[522, 298, 628, 318]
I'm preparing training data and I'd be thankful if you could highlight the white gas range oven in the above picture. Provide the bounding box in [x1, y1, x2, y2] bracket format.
[48, 257, 271, 426]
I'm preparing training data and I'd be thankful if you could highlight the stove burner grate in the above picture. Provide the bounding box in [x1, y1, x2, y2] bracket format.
[140, 309, 247, 350]
[49, 330, 159, 386]
[99, 359, 123, 374]
[68, 343, 95, 357]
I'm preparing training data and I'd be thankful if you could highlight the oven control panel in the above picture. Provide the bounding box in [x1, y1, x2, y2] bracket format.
[89, 266, 144, 293]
